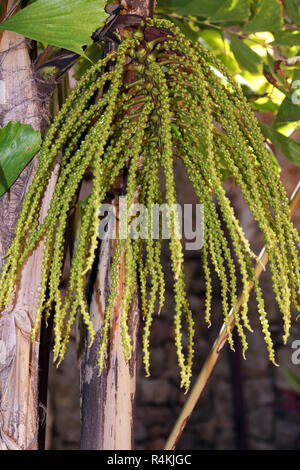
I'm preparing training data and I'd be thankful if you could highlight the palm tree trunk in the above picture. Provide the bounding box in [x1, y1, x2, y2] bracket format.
[80, 0, 156, 450]
[0, 0, 56, 450]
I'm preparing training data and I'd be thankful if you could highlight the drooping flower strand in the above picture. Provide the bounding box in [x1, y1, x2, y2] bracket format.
[199, 66, 292, 332]
[132, 141, 166, 377]
[118, 100, 155, 363]
[152, 60, 195, 389]
[58, 112, 146, 362]
[151, 18, 298, 348]
[40, 46, 132, 349]
[171, 93, 275, 358]
[0, 18, 299, 390]
[169, 67, 253, 350]
[0, 60, 119, 311]
[139, 148, 162, 377]
[193, 37, 300, 324]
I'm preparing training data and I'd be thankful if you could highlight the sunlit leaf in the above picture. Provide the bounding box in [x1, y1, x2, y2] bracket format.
[260, 122, 300, 166]
[209, 0, 250, 24]
[0, 121, 41, 196]
[168, 17, 199, 41]
[243, 0, 283, 33]
[198, 29, 225, 51]
[228, 33, 262, 74]
[252, 99, 279, 113]
[73, 43, 104, 80]
[0, 0, 107, 56]
[217, 52, 240, 74]
[272, 30, 300, 45]
[283, 0, 300, 27]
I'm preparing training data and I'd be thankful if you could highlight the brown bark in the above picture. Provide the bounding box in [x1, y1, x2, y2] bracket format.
[124, 0, 156, 16]
[80, 0, 156, 450]
[0, 1, 56, 449]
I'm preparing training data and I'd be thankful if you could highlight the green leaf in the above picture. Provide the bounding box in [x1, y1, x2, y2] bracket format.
[275, 69, 300, 122]
[198, 29, 225, 52]
[252, 99, 279, 113]
[283, 0, 300, 27]
[243, 0, 283, 33]
[156, 0, 187, 12]
[0, 0, 108, 56]
[282, 367, 300, 396]
[217, 52, 240, 74]
[272, 30, 300, 46]
[168, 17, 199, 41]
[177, 0, 224, 17]
[73, 43, 104, 80]
[276, 96, 300, 122]
[209, 0, 250, 24]
[0, 121, 41, 196]
[228, 33, 262, 74]
[260, 122, 300, 166]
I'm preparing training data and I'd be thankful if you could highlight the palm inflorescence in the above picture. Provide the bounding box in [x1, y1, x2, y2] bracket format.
[0, 18, 299, 390]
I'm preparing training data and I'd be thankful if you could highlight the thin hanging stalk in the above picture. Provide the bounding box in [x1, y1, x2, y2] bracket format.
[80, 0, 156, 450]
[164, 181, 300, 451]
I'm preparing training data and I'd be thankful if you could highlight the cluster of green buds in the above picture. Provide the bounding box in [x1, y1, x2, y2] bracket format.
[0, 18, 299, 391]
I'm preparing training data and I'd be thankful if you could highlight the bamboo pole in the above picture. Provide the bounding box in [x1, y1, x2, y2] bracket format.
[164, 181, 300, 450]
